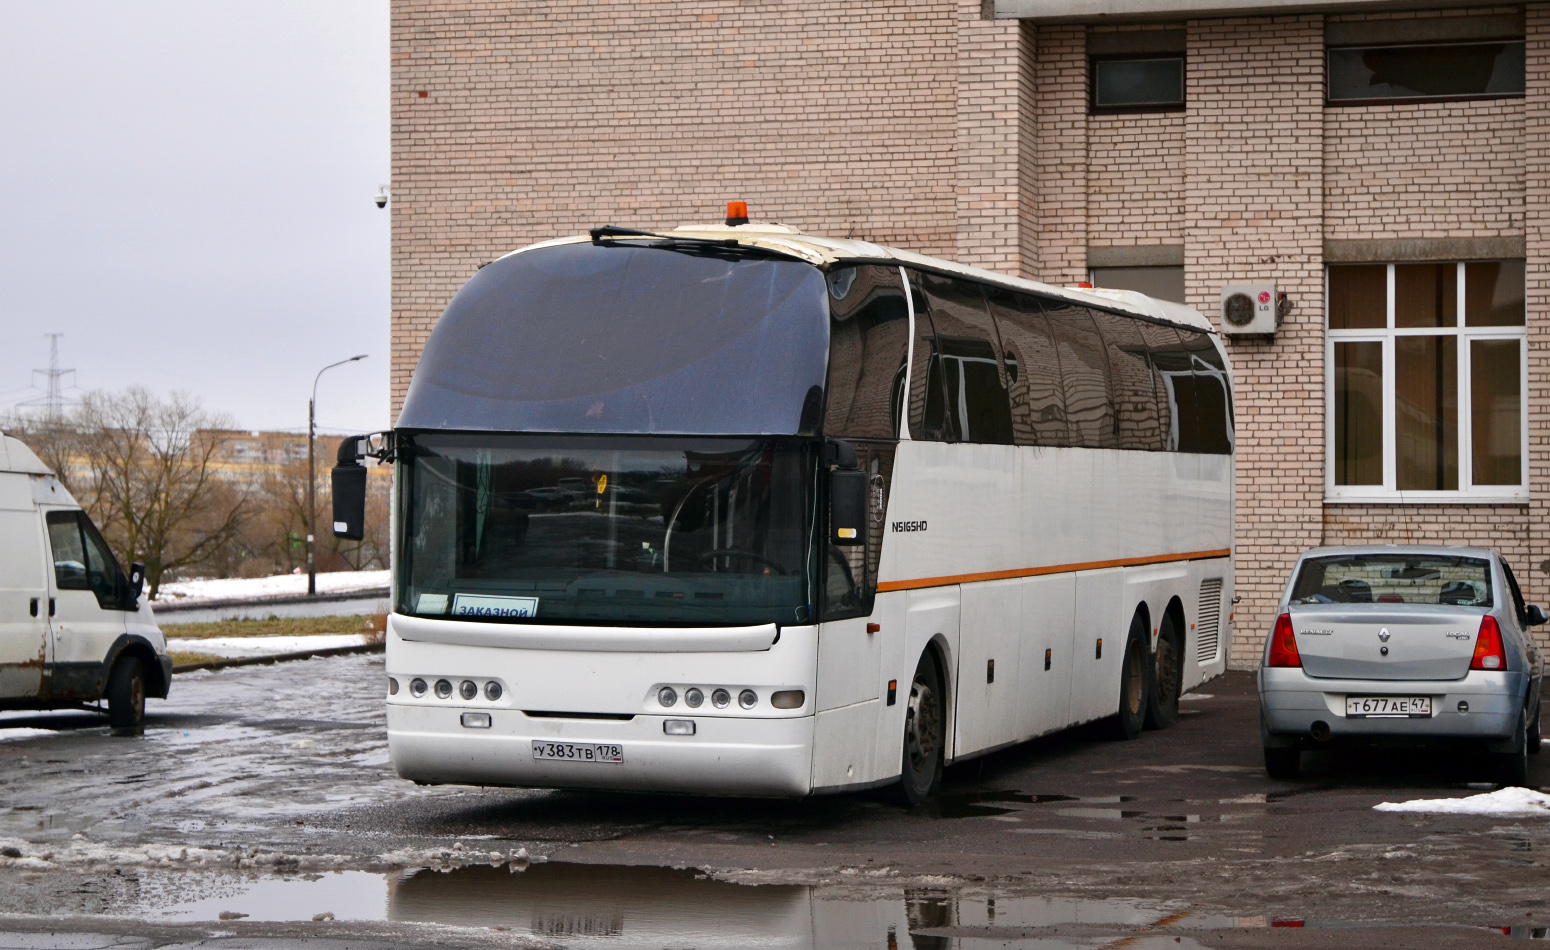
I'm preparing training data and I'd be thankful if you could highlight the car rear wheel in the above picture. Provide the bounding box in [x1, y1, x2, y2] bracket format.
[1529, 698, 1542, 755]
[1264, 746, 1300, 779]
[898, 651, 945, 806]
[1145, 612, 1182, 730]
[107, 655, 145, 733]
[1109, 617, 1149, 741]
[1492, 708, 1529, 787]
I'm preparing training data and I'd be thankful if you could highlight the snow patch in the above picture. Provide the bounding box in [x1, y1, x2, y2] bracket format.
[155, 570, 390, 605]
[1374, 786, 1550, 816]
[0, 728, 58, 742]
[166, 634, 375, 657]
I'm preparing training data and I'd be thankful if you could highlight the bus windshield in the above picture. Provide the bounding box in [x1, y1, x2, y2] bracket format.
[396, 433, 816, 627]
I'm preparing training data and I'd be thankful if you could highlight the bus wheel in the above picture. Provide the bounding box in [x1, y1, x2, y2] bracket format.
[107, 655, 146, 733]
[1145, 612, 1182, 730]
[899, 652, 945, 805]
[1109, 617, 1148, 741]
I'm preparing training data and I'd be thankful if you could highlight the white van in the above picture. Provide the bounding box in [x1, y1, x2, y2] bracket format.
[0, 433, 171, 729]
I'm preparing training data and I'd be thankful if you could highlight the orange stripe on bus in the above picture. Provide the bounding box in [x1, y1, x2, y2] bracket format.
[874, 549, 1231, 593]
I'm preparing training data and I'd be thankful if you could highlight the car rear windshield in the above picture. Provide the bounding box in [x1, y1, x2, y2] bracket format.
[1290, 554, 1493, 607]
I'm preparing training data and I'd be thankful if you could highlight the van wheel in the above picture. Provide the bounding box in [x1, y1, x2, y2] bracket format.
[107, 656, 145, 732]
[1109, 617, 1149, 741]
[898, 652, 945, 806]
[1145, 612, 1182, 730]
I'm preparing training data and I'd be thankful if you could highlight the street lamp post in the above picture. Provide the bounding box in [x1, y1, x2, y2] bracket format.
[308, 354, 368, 596]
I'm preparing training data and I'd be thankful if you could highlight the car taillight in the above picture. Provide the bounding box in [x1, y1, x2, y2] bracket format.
[1471, 616, 1506, 671]
[1267, 613, 1301, 668]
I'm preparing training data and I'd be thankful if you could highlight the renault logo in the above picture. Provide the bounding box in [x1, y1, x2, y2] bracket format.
[1378, 628, 1391, 643]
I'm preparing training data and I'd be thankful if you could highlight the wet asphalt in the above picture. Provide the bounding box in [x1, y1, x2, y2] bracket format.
[0, 654, 1546, 948]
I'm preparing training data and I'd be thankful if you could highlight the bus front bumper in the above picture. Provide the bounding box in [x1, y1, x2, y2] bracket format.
[387, 703, 814, 797]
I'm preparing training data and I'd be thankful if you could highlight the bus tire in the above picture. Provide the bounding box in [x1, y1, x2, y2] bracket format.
[898, 651, 945, 805]
[1108, 617, 1148, 741]
[107, 655, 146, 733]
[1145, 611, 1183, 730]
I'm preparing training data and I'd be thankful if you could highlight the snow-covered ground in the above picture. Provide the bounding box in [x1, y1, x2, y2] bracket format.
[155, 570, 390, 605]
[1374, 786, 1550, 817]
[166, 634, 377, 658]
[0, 728, 58, 742]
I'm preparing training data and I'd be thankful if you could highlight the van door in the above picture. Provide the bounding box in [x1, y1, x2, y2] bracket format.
[0, 506, 49, 698]
[43, 510, 128, 699]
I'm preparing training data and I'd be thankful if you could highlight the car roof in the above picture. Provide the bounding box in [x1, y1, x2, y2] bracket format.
[507, 223, 1218, 337]
[1297, 545, 1498, 561]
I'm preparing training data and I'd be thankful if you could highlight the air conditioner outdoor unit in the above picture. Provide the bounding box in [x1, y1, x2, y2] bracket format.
[1219, 284, 1277, 336]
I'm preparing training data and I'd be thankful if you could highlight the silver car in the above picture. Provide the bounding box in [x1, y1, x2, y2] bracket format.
[1259, 546, 1545, 784]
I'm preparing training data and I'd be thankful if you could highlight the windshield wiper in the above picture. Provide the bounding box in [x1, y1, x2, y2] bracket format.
[588, 225, 785, 259]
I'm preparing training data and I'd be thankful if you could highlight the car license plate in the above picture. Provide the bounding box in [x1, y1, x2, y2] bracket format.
[1345, 695, 1431, 718]
[531, 741, 624, 763]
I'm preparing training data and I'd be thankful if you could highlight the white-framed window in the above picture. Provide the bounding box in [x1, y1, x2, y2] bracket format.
[1326, 261, 1526, 502]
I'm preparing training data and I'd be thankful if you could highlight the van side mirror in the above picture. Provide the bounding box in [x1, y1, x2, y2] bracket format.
[1528, 605, 1547, 627]
[825, 439, 865, 546]
[332, 435, 368, 541]
[127, 562, 145, 605]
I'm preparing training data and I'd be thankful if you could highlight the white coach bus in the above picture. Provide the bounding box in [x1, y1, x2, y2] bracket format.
[335, 211, 1234, 802]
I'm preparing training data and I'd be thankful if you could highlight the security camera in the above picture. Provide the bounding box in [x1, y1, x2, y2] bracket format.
[374, 185, 389, 209]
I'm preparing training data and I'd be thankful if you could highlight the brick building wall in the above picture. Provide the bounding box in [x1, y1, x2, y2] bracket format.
[393, 0, 1550, 667]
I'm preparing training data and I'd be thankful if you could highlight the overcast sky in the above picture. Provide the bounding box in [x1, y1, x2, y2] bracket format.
[0, 1, 389, 435]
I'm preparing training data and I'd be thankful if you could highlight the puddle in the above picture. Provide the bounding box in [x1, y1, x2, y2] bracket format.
[922, 791, 1138, 820]
[128, 861, 1535, 947]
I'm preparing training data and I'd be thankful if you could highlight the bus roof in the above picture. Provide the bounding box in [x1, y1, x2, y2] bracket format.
[512, 223, 1217, 336]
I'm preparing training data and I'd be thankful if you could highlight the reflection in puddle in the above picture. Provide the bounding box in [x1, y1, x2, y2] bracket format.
[137, 861, 1518, 947]
[137, 862, 1267, 948]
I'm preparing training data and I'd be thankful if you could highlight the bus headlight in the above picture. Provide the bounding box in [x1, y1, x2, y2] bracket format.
[459, 680, 478, 701]
[485, 681, 503, 701]
[658, 687, 678, 707]
[435, 679, 453, 699]
[771, 690, 804, 709]
[410, 678, 427, 697]
[685, 688, 703, 708]
[388, 677, 399, 696]
[711, 688, 731, 709]
[739, 689, 758, 709]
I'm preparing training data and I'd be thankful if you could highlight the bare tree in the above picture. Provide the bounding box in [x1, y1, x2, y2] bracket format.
[69, 388, 247, 598]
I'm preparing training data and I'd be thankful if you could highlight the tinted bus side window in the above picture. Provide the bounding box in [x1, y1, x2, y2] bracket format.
[986, 286, 1069, 447]
[906, 273, 950, 442]
[1089, 309, 1164, 451]
[825, 266, 911, 440]
[914, 272, 1014, 445]
[1041, 299, 1117, 449]
[1138, 322, 1192, 451]
[1181, 329, 1234, 454]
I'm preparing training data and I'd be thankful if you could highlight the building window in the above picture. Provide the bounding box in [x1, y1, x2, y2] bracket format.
[1090, 55, 1184, 113]
[1089, 266, 1185, 304]
[1327, 42, 1525, 104]
[1327, 262, 1525, 500]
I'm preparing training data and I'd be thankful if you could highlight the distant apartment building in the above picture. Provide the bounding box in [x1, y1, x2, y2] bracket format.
[390, 0, 1547, 665]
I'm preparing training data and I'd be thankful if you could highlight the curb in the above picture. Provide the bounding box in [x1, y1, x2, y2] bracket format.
[154, 588, 390, 614]
[172, 642, 385, 674]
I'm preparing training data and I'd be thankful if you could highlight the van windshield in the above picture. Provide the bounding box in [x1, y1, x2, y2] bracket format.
[396, 432, 817, 627]
[1290, 554, 1493, 607]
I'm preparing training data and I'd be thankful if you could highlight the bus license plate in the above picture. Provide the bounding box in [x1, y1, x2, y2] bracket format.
[531, 741, 624, 763]
[1345, 696, 1431, 718]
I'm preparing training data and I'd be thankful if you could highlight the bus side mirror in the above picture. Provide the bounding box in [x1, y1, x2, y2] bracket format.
[830, 469, 867, 546]
[332, 436, 368, 541]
